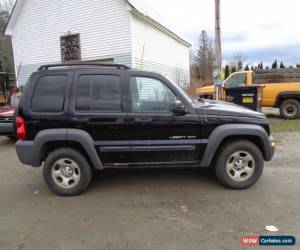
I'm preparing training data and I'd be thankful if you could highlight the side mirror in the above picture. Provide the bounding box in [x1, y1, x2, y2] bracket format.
[171, 100, 186, 115]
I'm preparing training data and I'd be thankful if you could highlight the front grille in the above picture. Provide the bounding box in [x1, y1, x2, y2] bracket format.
[0, 117, 13, 123]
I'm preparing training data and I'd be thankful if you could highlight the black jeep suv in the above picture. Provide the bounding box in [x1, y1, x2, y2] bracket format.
[15, 64, 275, 196]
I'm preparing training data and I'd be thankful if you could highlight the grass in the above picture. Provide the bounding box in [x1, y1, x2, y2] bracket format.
[268, 118, 300, 133]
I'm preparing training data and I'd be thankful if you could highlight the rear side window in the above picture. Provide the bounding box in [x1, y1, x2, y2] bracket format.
[75, 74, 122, 112]
[31, 75, 67, 113]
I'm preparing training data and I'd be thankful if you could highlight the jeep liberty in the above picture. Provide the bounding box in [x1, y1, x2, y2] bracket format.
[15, 64, 276, 196]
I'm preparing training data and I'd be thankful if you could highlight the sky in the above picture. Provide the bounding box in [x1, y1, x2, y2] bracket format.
[148, 0, 300, 67]
[1, 0, 300, 66]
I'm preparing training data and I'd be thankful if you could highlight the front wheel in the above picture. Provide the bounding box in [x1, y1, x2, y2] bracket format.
[43, 148, 92, 196]
[214, 140, 264, 189]
[280, 99, 300, 120]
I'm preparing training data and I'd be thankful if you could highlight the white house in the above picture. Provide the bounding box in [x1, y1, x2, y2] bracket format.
[5, 0, 191, 86]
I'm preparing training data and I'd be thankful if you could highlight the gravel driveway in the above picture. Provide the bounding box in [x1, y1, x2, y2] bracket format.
[0, 132, 299, 250]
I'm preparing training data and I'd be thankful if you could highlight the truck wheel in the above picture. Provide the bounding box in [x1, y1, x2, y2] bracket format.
[280, 99, 300, 119]
[43, 148, 92, 196]
[215, 140, 264, 189]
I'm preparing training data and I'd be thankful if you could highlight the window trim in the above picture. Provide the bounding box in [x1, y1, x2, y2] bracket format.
[30, 74, 68, 115]
[73, 73, 125, 115]
[129, 76, 179, 114]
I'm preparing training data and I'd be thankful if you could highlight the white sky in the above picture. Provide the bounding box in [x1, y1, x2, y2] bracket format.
[2, 0, 300, 66]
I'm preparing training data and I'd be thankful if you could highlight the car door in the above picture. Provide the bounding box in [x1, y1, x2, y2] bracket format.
[126, 72, 203, 165]
[69, 69, 130, 164]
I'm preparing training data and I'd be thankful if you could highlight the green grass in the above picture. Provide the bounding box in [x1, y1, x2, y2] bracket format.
[269, 118, 300, 133]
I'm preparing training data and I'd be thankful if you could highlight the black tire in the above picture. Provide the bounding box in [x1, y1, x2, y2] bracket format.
[43, 148, 92, 196]
[280, 99, 300, 120]
[214, 140, 264, 189]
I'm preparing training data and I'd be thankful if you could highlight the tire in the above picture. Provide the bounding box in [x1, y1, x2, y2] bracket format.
[214, 140, 264, 189]
[43, 148, 92, 196]
[280, 99, 300, 120]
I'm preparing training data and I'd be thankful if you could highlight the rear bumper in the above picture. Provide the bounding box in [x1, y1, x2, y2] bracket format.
[16, 140, 39, 167]
[0, 123, 13, 135]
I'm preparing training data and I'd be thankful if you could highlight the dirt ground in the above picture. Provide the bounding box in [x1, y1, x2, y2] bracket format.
[0, 118, 299, 249]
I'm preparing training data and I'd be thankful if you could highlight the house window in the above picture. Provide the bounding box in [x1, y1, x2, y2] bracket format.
[61, 34, 81, 62]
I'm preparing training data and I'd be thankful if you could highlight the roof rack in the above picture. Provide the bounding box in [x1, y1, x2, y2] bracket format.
[38, 63, 130, 71]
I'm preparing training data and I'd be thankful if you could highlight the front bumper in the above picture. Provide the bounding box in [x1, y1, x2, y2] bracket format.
[0, 123, 13, 135]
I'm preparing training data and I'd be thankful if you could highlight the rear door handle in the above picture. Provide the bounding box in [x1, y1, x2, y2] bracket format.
[72, 118, 90, 124]
[134, 118, 153, 124]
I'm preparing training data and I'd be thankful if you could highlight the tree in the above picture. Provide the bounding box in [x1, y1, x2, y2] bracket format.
[231, 67, 236, 74]
[260, 62, 264, 70]
[224, 65, 230, 79]
[251, 66, 254, 70]
[233, 53, 247, 71]
[297, 64, 300, 68]
[0, 1, 14, 72]
[257, 63, 261, 69]
[194, 30, 215, 81]
[244, 65, 249, 71]
[280, 61, 285, 69]
[266, 66, 269, 70]
[272, 60, 278, 69]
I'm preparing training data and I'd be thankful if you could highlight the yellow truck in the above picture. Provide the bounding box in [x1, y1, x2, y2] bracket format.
[197, 69, 300, 119]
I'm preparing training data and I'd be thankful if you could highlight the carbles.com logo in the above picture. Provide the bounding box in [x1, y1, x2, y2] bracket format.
[241, 236, 296, 247]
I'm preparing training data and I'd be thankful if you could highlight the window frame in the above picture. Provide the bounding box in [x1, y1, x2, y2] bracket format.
[71, 70, 127, 116]
[74, 74, 123, 114]
[225, 73, 247, 88]
[129, 76, 179, 114]
[30, 74, 69, 115]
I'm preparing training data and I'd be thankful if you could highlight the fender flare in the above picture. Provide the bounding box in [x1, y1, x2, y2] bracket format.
[200, 124, 273, 167]
[32, 129, 103, 169]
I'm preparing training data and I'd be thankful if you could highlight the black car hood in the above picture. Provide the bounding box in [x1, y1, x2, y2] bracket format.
[194, 99, 266, 119]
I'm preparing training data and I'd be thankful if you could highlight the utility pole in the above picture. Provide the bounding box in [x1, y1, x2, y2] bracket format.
[214, 0, 222, 100]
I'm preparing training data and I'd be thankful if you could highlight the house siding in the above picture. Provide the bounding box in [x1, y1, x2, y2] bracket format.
[11, 0, 132, 84]
[131, 15, 190, 87]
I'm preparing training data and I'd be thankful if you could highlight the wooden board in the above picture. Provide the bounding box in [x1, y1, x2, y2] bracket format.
[254, 68, 300, 83]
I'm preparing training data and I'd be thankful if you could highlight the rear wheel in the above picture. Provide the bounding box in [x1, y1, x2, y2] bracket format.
[43, 148, 92, 196]
[280, 99, 300, 119]
[214, 140, 264, 189]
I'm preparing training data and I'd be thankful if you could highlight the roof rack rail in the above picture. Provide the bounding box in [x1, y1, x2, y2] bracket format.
[38, 63, 130, 71]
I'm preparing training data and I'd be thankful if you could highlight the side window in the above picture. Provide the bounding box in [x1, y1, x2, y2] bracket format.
[130, 77, 176, 112]
[31, 75, 67, 113]
[75, 74, 122, 112]
[226, 73, 247, 88]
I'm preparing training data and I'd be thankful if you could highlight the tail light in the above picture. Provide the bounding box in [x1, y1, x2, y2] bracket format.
[16, 116, 26, 141]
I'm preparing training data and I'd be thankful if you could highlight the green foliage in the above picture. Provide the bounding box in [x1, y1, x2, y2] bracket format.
[280, 61, 285, 68]
[224, 65, 230, 79]
[244, 65, 249, 71]
[231, 67, 236, 74]
[272, 60, 278, 69]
